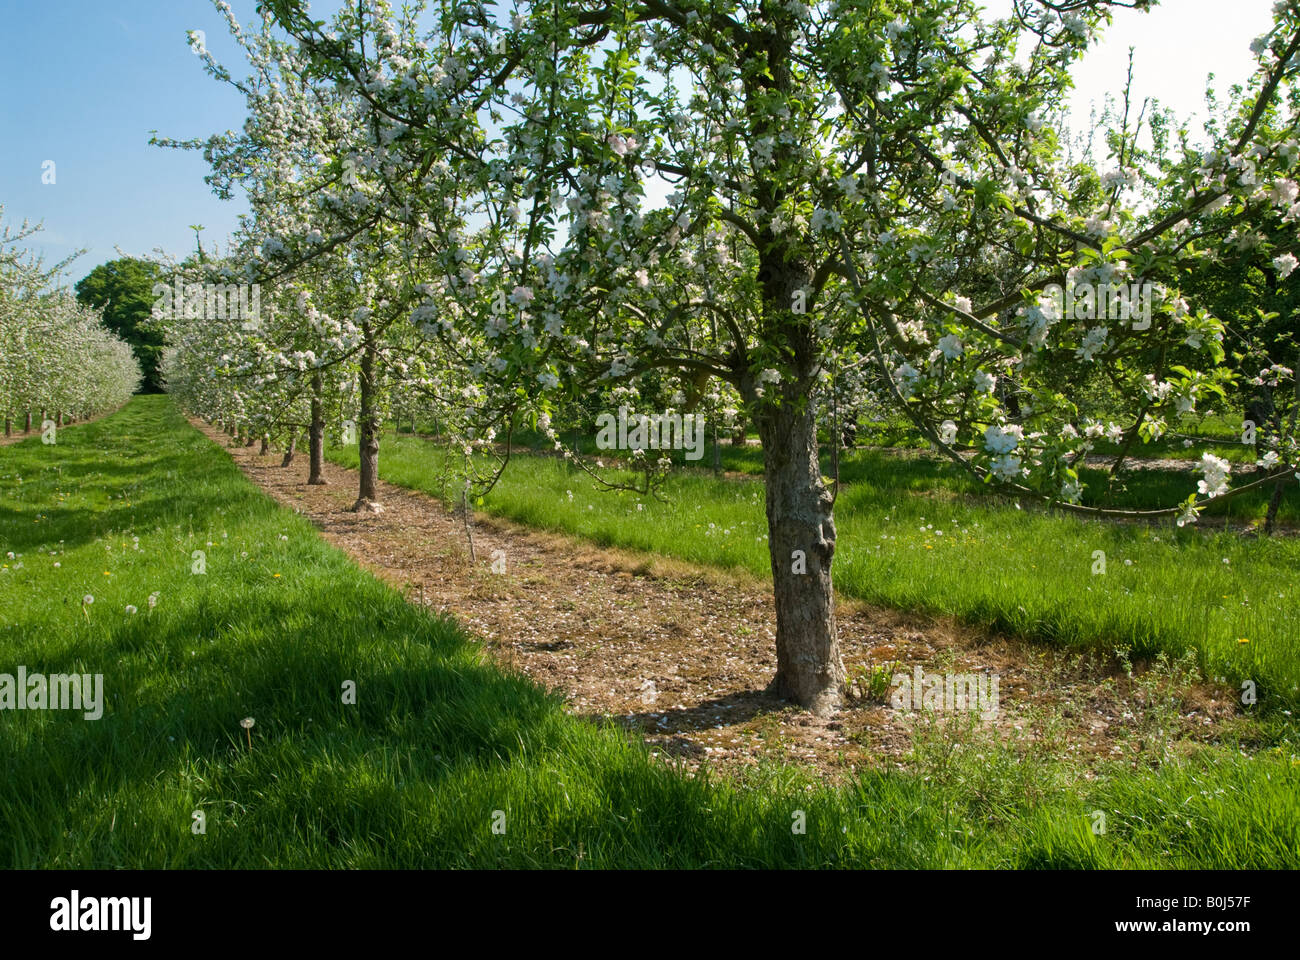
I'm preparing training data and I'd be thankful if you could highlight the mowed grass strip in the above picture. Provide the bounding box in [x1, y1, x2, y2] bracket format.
[336, 430, 1300, 714]
[0, 396, 1295, 868]
[496, 413, 1299, 518]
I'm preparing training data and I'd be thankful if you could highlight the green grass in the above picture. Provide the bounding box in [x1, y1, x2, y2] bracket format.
[2, 396, 1298, 868]
[464, 411, 1299, 522]
[675, 441, 1298, 522]
[334, 430, 1300, 715]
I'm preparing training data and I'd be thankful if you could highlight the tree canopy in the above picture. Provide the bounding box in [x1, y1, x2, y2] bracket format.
[75, 258, 167, 393]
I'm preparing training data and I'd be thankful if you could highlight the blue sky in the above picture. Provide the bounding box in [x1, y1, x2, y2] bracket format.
[0, 0, 1277, 287]
[0, 1, 255, 280]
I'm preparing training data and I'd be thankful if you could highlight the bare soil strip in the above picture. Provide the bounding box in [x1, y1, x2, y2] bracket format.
[193, 419, 1244, 782]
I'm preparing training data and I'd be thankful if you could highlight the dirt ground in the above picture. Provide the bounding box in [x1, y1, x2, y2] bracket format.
[193, 419, 1246, 783]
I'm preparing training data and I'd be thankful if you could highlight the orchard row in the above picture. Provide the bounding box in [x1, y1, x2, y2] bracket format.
[0, 210, 141, 434]
[154, 1, 1300, 713]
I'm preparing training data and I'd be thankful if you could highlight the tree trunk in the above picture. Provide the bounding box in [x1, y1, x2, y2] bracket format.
[259, 436, 270, 455]
[737, 65, 847, 714]
[1245, 396, 1270, 456]
[3, 418, 10, 437]
[754, 385, 845, 717]
[308, 373, 328, 485]
[24, 411, 32, 433]
[1263, 476, 1287, 536]
[281, 431, 298, 467]
[351, 329, 383, 513]
[462, 486, 476, 564]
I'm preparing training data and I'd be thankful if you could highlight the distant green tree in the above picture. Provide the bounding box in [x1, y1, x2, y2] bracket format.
[75, 258, 166, 393]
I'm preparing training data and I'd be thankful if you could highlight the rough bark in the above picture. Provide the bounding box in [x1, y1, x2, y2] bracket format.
[350, 329, 383, 513]
[308, 373, 328, 485]
[1263, 476, 1287, 536]
[281, 432, 298, 468]
[755, 390, 845, 717]
[742, 243, 846, 715]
